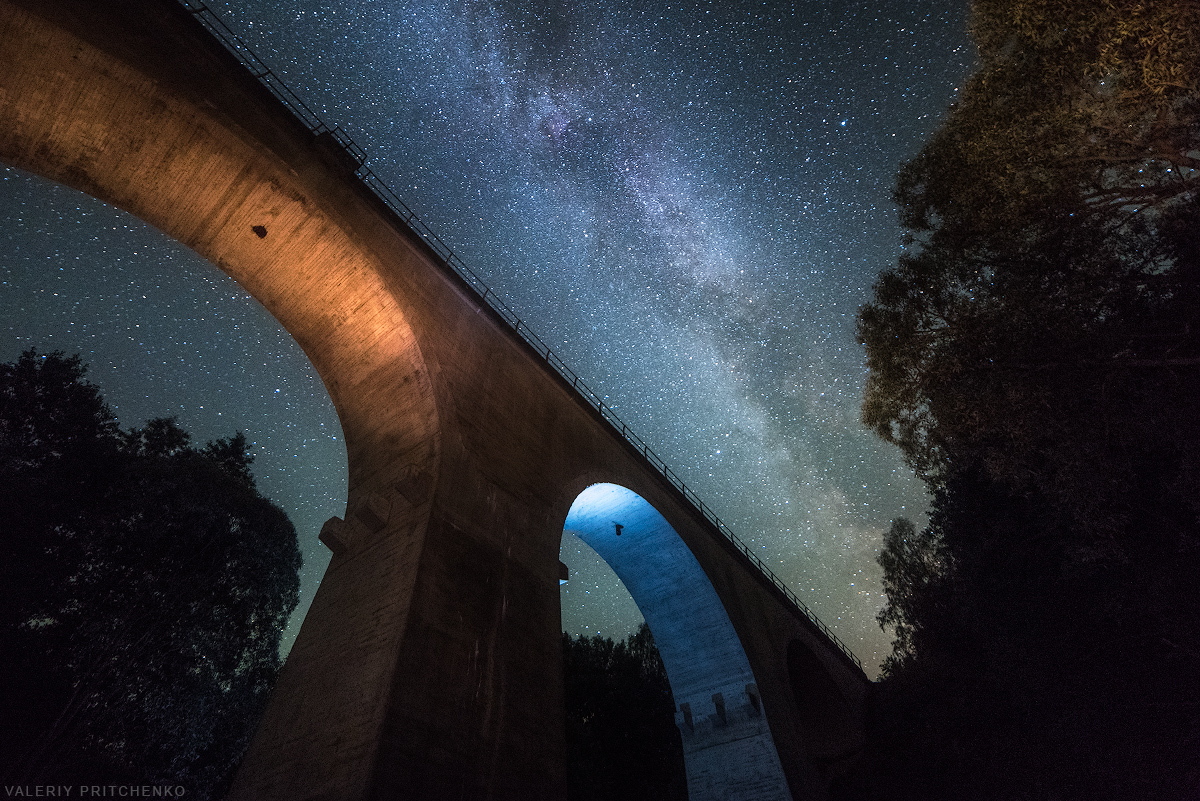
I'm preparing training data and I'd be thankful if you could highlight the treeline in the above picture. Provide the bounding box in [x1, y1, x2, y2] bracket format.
[0, 351, 300, 799]
[562, 624, 687, 801]
[851, 3, 1200, 799]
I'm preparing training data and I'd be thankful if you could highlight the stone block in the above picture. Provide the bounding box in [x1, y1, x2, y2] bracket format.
[318, 516, 353, 555]
[745, 683, 761, 715]
[712, 692, 726, 726]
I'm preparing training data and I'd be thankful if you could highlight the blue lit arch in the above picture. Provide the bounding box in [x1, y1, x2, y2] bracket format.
[563, 483, 792, 801]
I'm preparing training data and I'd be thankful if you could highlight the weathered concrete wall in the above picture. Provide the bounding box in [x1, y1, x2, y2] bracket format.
[0, 2, 870, 798]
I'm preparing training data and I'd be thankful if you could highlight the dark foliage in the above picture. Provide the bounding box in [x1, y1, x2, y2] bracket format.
[855, 3, 1200, 799]
[862, 470, 1200, 800]
[0, 350, 301, 799]
[562, 624, 686, 801]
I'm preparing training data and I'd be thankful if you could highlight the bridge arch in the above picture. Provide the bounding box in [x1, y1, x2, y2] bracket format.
[0, 1, 447, 791]
[0, 0, 442, 498]
[563, 482, 792, 801]
[1, 2, 872, 798]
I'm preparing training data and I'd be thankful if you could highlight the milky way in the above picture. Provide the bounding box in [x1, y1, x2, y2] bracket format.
[0, 0, 972, 672]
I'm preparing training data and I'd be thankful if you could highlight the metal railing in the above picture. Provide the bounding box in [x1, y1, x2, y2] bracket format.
[179, 0, 864, 673]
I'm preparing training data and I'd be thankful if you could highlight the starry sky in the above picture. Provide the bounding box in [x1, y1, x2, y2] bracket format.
[0, 0, 973, 673]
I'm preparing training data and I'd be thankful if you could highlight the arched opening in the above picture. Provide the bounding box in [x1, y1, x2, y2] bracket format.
[562, 482, 792, 801]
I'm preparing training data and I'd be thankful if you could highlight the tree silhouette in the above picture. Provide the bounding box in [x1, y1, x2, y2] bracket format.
[0, 350, 301, 799]
[855, 3, 1200, 799]
[562, 624, 686, 801]
[860, 1, 1200, 488]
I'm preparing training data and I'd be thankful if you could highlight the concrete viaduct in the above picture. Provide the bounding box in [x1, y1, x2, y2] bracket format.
[0, 1, 871, 798]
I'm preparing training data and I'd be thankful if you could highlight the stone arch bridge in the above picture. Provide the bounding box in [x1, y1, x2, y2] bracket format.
[0, 1, 870, 798]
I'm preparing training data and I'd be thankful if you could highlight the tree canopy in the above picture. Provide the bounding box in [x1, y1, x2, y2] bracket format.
[853, 3, 1200, 799]
[562, 624, 686, 801]
[860, 0, 1200, 486]
[897, 0, 1200, 246]
[0, 350, 301, 798]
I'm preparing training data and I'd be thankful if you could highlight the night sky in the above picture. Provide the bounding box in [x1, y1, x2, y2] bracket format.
[0, 0, 973, 672]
